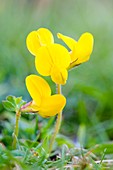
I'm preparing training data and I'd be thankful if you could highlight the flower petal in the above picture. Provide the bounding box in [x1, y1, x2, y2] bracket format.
[35, 46, 53, 76]
[47, 44, 71, 69]
[25, 75, 51, 106]
[26, 28, 54, 56]
[37, 28, 54, 46]
[71, 32, 94, 64]
[51, 66, 68, 85]
[26, 31, 41, 56]
[35, 44, 71, 78]
[57, 33, 77, 50]
[39, 94, 66, 117]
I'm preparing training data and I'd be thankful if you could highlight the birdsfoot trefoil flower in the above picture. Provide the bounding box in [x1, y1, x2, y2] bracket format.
[26, 28, 71, 85]
[57, 32, 94, 69]
[35, 44, 71, 85]
[25, 75, 66, 117]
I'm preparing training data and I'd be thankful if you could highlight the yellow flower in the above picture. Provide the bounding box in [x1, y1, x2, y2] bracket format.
[26, 28, 71, 85]
[25, 75, 66, 118]
[57, 32, 94, 68]
[26, 28, 54, 56]
[35, 43, 71, 85]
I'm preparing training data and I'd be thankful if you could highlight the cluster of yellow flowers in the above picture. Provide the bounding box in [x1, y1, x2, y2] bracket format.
[25, 28, 94, 118]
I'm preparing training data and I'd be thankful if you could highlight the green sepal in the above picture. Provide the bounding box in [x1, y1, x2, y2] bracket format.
[2, 100, 16, 112]
[6, 95, 16, 106]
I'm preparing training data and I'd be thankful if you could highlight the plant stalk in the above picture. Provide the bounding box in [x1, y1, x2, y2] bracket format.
[12, 110, 21, 149]
[49, 84, 62, 153]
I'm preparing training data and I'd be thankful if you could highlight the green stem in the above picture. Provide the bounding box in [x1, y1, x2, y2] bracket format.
[49, 84, 62, 153]
[12, 110, 21, 149]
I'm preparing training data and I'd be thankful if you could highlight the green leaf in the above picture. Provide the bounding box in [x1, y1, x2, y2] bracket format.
[16, 97, 26, 108]
[3, 95, 27, 112]
[61, 144, 69, 164]
[94, 143, 113, 155]
[77, 123, 86, 147]
[89, 157, 101, 170]
[6, 95, 16, 106]
[41, 135, 50, 154]
[2, 100, 16, 112]
[15, 96, 22, 105]
[56, 134, 75, 148]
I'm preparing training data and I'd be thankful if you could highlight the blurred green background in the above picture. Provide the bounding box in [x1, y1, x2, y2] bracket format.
[0, 0, 113, 148]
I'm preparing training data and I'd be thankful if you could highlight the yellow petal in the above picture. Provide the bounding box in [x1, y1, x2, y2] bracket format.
[26, 31, 41, 56]
[35, 44, 71, 77]
[70, 50, 78, 63]
[35, 46, 53, 76]
[39, 94, 66, 117]
[25, 75, 51, 107]
[37, 28, 54, 46]
[57, 33, 77, 50]
[71, 32, 94, 64]
[26, 28, 54, 56]
[47, 44, 71, 69]
[77, 55, 90, 64]
[51, 65, 68, 85]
